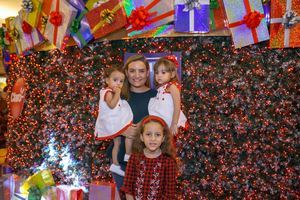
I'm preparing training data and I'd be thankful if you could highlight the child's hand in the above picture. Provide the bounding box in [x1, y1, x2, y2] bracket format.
[170, 124, 178, 135]
[112, 86, 121, 95]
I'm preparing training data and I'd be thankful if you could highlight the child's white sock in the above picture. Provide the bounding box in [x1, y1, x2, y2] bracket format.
[109, 164, 125, 176]
[124, 154, 130, 162]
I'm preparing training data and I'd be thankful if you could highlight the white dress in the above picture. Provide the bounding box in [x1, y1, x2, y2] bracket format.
[148, 82, 187, 130]
[94, 88, 133, 140]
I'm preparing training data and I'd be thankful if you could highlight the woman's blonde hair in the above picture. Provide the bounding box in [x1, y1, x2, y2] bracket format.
[104, 65, 128, 100]
[153, 57, 179, 85]
[132, 115, 176, 160]
[122, 54, 150, 100]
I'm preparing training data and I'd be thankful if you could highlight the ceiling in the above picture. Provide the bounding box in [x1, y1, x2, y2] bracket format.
[0, 0, 22, 25]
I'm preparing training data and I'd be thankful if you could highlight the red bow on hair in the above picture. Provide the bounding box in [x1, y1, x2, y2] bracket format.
[22, 21, 32, 34]
[243, 10, 264, 29]
[164, 55, 179, 68]
[128, 6, 156, 31]
[49, 11, 62, 26]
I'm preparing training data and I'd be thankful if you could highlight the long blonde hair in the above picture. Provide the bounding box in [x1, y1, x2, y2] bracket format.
[132, 115, 176, 160]
[122, 54, 150, 100]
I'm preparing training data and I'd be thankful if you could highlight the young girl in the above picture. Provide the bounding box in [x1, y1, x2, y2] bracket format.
[148, 56, 187, 135]
[94, 66, 133, 176]
[122, 115, 177, 199]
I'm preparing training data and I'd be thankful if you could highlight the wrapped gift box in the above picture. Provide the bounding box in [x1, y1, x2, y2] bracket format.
[12, 16, 32, 54]
[125, 0, 174, 36]
[69, 0, 93, 48]
[0, 174, 15, 200]
[44, 0, 78, 49]
[174, 0, 210, 33]
[4, 17, 17, 53]
[270, 0, 300, 48]
[223, 0, 269, 48]
[21, 169, 55, 194]
[20, 0, 42, 28]
[86, 0, 127, 39]
[0, 148, 7, 164]
[89, 182, 120, 200]
[37, 0, 53, 35]
[56, 185, 83, 200]
[85, 0, 106, 11]
[209, 0, 227, 31]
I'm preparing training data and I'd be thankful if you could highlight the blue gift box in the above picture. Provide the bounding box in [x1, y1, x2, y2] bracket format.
[175, 0, 210, 33]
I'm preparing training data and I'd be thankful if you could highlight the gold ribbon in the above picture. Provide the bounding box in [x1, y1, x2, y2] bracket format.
[91, 2, 123, 34]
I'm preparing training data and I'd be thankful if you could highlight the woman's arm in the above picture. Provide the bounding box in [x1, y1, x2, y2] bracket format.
[104, 87, 121, 109]
[169, 84, 181, 135]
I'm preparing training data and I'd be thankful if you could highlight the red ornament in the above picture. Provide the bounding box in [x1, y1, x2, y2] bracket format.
[49, 11, 62, 26]
[128, 6, 154, 30]
[243, 10, 264, 29]
[22, 21, 32, 34]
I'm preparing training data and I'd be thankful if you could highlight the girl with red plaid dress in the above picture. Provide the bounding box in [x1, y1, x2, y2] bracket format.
[148, 56, 187, 135]
[122, 115, 177, 200]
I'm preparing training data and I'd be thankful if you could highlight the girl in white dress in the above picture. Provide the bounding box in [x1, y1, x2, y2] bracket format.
[148, 56, 187, 135]
[95, 66, 133, 176]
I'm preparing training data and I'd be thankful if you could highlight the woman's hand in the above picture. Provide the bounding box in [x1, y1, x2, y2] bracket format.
[122, 123, 139, 139]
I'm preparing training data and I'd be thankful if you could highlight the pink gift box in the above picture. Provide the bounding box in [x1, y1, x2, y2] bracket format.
[56, 185, 83, 200]
[89, 182, 120, 200]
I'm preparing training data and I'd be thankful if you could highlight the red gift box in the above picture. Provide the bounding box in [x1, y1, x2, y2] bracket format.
[270, 0, 300, 48]
[56, 185, 83, 200]
[86, 0, 127, 39]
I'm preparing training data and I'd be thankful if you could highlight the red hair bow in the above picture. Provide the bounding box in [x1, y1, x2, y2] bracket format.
[49, 11, 62, 26]
[165, 55, 179, 68]
[243, 10, 264, 29]
[22, 21, 32, 34]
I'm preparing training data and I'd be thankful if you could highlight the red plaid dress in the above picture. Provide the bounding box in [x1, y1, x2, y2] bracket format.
[121, 153, 177, 200]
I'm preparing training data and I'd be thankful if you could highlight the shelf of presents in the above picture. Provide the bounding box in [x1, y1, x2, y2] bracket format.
[0, 0, 299, 57]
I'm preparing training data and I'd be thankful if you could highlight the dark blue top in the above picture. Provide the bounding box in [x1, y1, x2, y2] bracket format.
[107, 88, 157, 171]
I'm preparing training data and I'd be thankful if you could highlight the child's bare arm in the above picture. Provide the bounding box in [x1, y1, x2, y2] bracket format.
[104, 87, 121, 109]
[169, 84, 180, 134]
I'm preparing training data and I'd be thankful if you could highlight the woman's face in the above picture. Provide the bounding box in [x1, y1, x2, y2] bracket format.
[126, 60, 149, 89]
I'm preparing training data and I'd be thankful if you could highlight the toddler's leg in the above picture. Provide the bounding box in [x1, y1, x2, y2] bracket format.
[109, 137, 125, 176]
[124, 137, 133, 162]
[112, 137, 120, 166]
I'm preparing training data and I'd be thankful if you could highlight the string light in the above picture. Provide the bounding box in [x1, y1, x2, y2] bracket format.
[5, 37, 299, 199]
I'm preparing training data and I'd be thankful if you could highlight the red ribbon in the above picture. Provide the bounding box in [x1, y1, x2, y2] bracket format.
[49, 11, 62, 26]
[49, 0, 61, 47]
[5, 32, 13, 42]
[22, 21, 32, 34]
[227, 0, 264, 43]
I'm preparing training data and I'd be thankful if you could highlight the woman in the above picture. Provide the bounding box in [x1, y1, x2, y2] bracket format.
[107, 54, 157, 190]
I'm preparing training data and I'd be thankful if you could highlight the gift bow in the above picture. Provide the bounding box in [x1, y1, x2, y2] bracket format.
[210, 0, 219, 9]
[10, 28, 20, 41]
[70, 19, 81, 34]
[22, 0, 34, 13]
[243, 10, 264, 29]
[91, 2, 123, 34]
[49, 11, 62, 26]
[128, 6, 157, 30]
[41, 16, 48, 28]
[22, 21, 33, 34]
[282, 10, 300, 29]
[101, 9, 115, 24]
[183, 0, 202, 12]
